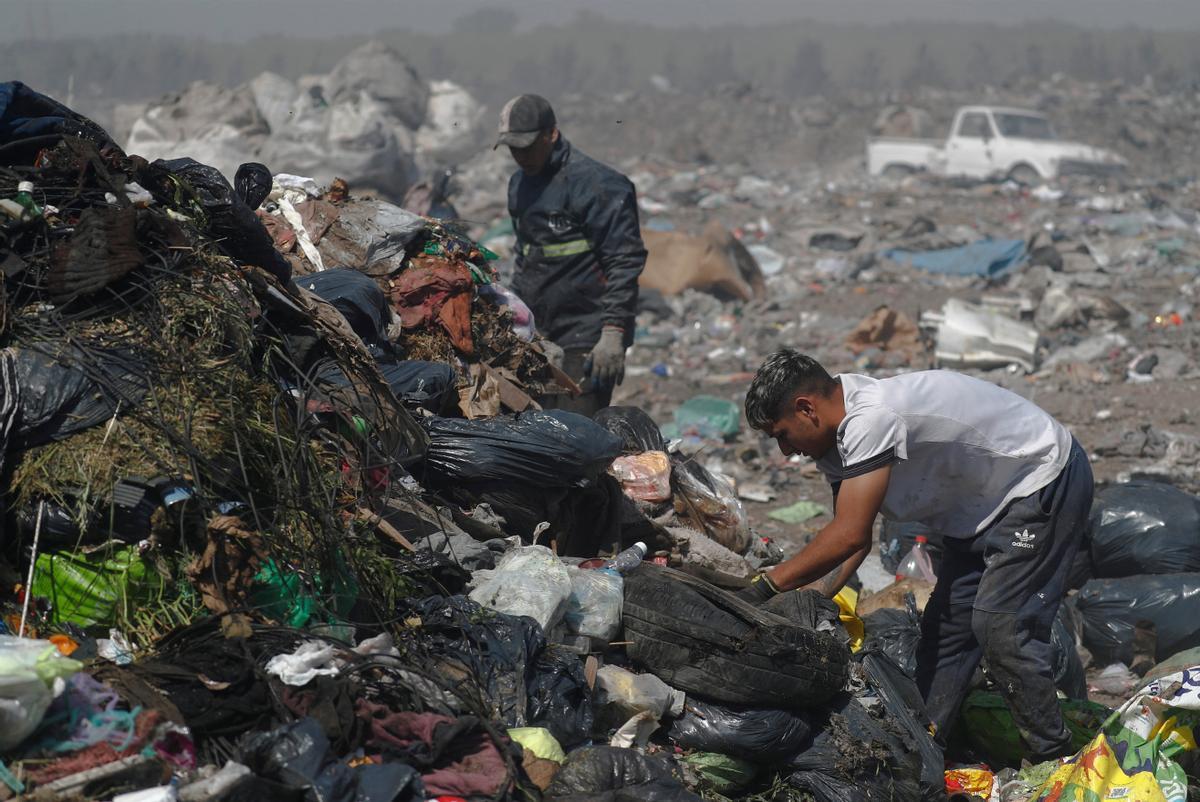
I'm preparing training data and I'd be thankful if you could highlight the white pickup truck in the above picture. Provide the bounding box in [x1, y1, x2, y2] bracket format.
[867, 105, 1125, 183]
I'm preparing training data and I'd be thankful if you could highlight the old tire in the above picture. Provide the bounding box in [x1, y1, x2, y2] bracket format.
[1008, 164, 1042, 186]
[622, 565, 850, 709]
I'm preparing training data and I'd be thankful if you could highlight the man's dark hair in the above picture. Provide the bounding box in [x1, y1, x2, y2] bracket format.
[744, 349, 837, 430]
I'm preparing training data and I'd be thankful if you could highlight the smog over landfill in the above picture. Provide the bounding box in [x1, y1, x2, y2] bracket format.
[2, 2, 1200, 801]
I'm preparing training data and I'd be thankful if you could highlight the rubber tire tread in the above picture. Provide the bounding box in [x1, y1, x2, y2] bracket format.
[622, 565, 849, 708]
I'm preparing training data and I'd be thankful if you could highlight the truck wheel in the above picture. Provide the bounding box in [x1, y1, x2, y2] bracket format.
[882, 164, 915, 180]
[1008, 164, 1042, 186]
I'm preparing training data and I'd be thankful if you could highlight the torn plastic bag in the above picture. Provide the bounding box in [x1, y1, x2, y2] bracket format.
[12, 343, 149, 449]
[857, 651, 945, 801]
[668, 699, 812, 764]
[310, 199, 426, 276]
[0, 636, 83, 751]
[1087, 480, 1200, 577]
[295, 269, 393, 350]
[788, 653, 943, 802]
[31, 544, 164, 628]
[594, 664, 685, 727]
[564, 567, 623, 642]
[860, 594, 922, 677]
[609, 452, 672, 504]
[1076, 573, 1200, 664]
[422, 410, 622, 488]
[408, 595, 542, 725]
[594, 406, 668, 454]
[545, 745, 702, 802]
[146, 157, 291, 284]
[527, 647, 594, 749]
[468, 545, 573, 632]
[238, 717, 425, 802]
[670, 457, 752, 555]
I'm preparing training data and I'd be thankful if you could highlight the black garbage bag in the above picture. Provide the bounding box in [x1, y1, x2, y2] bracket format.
[858, 651, 945, 802]
[408, 595, 544, 727]
[860, 594, 922, 677]
[1051, 603, 1088, 700]
[234, 162, 272, 210]
[1076, 573, 1200, 664]
[12, 343, 150, 449]
[0, 81, 118, 160]
[295, 269, 393, 350]
[314, 358, 457, 414]
[422, 410, 622, 488]
[667, 699, 812, 764]
[593, 406, 667, 453]
[1087, 481, 1200, 578]
[145, 157, 291, 284]
[546, 746, 702, 802]
[238, 717, 425, 802]
[447, 474, 623, 558]
[789, 652, 942, 802]
[527, 647, 594, 749]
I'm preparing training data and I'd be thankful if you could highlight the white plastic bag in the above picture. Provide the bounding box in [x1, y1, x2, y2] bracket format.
[0, 636, 83, 750]
[565, 567, 624, 641]
[468, 545, 572, 632]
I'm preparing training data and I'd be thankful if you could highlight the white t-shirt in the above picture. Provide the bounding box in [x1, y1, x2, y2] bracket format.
[815, 371, 1072, 538]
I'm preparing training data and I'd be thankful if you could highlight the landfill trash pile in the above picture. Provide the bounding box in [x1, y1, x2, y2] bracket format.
[124, 41, 487, 200]
[0, 81, 916, 802]
[6, 54, 1200, 801]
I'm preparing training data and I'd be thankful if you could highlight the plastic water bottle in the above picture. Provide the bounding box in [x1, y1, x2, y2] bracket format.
[605, 541, 647, 574]
[895, 536, 936, 583]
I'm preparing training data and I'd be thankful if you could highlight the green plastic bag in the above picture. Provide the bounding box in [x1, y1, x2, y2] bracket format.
[683, 752, 758, 794]
[959, 690, 1111, 766]
[666, 396, 741, 440]
[249, 558, 359, 629]
[768, 500, 829, 524]
[32, 545, 163, 629]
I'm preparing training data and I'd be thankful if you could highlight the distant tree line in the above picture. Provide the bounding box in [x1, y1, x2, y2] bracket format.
[2, 14, 1196, 115]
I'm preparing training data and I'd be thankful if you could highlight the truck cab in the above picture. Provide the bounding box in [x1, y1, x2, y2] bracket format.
[867, 105, 1125, 183]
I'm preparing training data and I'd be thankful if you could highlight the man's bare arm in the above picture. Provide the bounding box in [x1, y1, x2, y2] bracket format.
[800, 544, 871, 598]
[766, 465, 890, 592]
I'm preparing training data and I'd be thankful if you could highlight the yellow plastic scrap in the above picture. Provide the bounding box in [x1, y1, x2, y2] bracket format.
[508, 727, 566, 764]
[944, 767, 994, 798]
[833, 586, 865, 652]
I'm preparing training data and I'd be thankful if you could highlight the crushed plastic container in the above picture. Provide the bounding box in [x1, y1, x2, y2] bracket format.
[565, 566, 623, 642]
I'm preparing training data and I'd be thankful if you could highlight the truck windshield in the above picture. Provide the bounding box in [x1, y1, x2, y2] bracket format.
[994, 113, 1055, 140]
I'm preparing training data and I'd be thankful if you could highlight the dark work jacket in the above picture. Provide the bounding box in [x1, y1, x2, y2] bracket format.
[507, 137, 646, 350]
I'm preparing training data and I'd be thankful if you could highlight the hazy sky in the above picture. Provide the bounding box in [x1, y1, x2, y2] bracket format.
[7, 0, 1200, 41]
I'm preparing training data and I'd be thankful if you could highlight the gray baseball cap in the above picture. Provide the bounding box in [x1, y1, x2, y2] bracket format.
[494, 94, 556, 149]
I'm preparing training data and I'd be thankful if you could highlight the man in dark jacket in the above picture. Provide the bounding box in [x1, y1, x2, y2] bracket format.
[497, 94, 646, 415]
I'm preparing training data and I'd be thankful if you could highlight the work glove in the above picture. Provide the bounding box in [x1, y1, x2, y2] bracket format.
[736, 572, 781, 605]
[584, 325, 626, 389]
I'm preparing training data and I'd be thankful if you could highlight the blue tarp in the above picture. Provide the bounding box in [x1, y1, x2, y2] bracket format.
[882, 238, 1027, 278]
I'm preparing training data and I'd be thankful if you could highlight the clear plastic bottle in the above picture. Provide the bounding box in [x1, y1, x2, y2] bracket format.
[895, 535, 937, 583]
[605, 541, 647, 574]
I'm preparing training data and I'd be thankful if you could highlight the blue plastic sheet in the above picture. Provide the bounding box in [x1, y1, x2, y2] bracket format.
[883, 238, 1026, 278]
